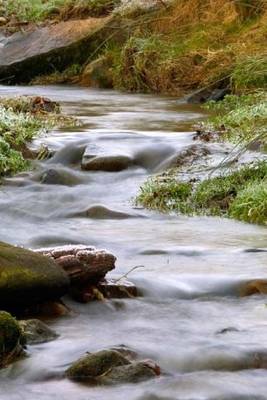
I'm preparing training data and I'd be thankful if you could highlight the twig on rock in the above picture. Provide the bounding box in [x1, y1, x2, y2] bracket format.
[114, 265, 145, 283]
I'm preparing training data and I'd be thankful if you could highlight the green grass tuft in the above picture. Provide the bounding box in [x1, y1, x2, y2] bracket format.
[137, 178, 193, 212]
[203, 91, 267, 144]
[229, 179, 267, 224]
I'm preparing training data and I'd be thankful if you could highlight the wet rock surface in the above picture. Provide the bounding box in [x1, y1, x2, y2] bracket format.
[73, 205, 142, 219]
[34, 244, 116, 286]
[34, 168, 83, 186]
[155, 144, 211, 172]
[240, 279, 267, 297]
[72, 277, 138, 303]
[66, 348, 160, 385]
[99, 360, 159, 385]
[19, 319, 58, 345]
[98, 277, 138, 298]
[0, 241, 70, 310]
[81, 154, 134, 172]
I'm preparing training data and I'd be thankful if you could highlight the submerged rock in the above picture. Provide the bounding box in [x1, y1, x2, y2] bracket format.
[98, 278, 138, 298]
[81, 154, 134, 172]
[0, 241, 70, 310]
[71, 277, 138, 303]
[34, 244, 116, 286]
[35, 168, 82, 186]
[74, 205, 140, 219]
[216, 327, 240, 335]
[240, 280, 267, 297]
[66, 348, 160, 385]
[99, 360, 159, 385]
[19, 319, 58, 345]
[66, 349, 130, 381]
[0, 311, 24, 368]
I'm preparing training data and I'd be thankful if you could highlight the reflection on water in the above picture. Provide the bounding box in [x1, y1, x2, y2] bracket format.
[0, 85, 267, 400]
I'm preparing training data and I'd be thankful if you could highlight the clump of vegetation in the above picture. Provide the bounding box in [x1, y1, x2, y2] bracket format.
[136, 162, 267, 224]
[3, 0, 120, 23]
[137, 178, 193, 213]
[0, 106, 40, 175]
[203, 92, 267, 145]
[229, 180, 267, 224]
[102, 0, 267, 95]
[31, 64, 82, 85]
[0, 96, 77, 177]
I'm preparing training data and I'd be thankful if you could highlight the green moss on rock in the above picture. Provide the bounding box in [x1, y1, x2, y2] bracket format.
[66, 349, 130, 381]
[0, 242, 70, 310]
[0, 311, 22, 367]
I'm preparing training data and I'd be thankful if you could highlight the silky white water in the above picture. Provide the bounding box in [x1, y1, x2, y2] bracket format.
[0, 85, 267, 400]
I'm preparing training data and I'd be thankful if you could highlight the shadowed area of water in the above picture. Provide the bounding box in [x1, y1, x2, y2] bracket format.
[0, 85, 267, 400]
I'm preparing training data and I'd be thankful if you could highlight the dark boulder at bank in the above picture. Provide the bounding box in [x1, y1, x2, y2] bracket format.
[0, 17, 112, 84]
[0, 242, 69, 310]
[0, 311, 24, 368]
[186, 79, 231, 103]
[66, 348, 160, 385]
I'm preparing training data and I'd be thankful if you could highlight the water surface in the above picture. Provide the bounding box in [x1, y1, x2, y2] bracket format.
[0, 85, 267, 400]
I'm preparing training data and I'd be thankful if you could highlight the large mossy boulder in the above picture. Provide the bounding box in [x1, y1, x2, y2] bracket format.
[0, 242, 70, 310]
[0, 311, 24, 368]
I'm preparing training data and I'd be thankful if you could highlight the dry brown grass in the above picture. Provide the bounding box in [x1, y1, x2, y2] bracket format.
[107, 0, 267, 94]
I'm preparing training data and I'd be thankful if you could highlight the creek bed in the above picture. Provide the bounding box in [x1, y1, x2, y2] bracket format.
[0, 85, 267, 400]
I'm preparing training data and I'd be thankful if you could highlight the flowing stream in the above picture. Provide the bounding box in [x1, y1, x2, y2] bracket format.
[0, 85, 267, 400]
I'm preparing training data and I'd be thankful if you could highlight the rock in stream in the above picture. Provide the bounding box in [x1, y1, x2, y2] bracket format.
[66, 348, 160, 385]
[0, 241, 70, 311]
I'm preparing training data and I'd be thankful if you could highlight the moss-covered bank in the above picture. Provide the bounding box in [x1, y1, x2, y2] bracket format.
[0, 96, 76, 178]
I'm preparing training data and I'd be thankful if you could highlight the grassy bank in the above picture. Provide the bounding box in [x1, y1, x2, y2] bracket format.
[100, 0, 267, 95]
[201, 91, 267, 146]
[1, 0, 266, 224]
[136, 161, 267, 224]
[1, 0, 119, 23]
[0, 96, 76, 178]
[136, 90, 267, 225]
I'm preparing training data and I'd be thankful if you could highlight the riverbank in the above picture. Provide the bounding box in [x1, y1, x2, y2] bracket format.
[0, 96, 77, 178]
[0, 0, 266, 221]
[136, 91, 267, 224]
[1, 85, 267, 400]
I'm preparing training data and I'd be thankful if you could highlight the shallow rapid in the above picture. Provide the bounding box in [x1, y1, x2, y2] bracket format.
[0, 85, 267, 400]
